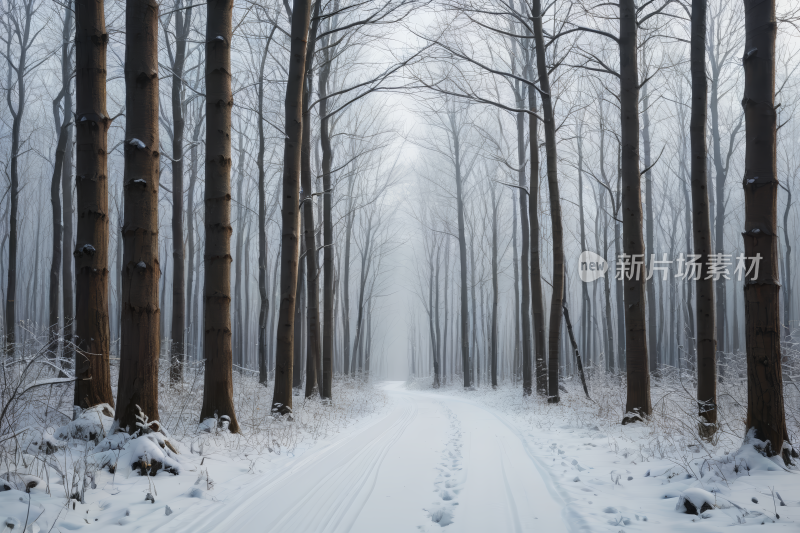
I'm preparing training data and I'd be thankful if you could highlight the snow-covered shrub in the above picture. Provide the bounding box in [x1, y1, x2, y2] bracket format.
[54, 404, 114, 443]
[676, 488, 717, 514]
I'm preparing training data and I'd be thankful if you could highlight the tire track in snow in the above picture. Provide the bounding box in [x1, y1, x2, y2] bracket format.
[163, 396, 418, 533]
[267, 401, 418, 532]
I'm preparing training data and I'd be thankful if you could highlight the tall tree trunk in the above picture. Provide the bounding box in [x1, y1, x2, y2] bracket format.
[434, 245, 442, 387]
[187, 117, 202, 360]
[741, 0, 791, 461]
[469, 220, 478, 387]
[50, 3, 73, 355]
[320, 51, 334, 399]
[74, 0, 114, 409]
[709, 43, 731, 361]
[300, 6, 322, 397]
[532, 0, 563, 402]
[451, 113, 471, 388]
[598, 106, 615, 371]
[234, 132, 245, 368]
[691, 0, 717, 439]
[294, 234, 306, 389]
[529, 92, 546, 394]
[116, 0, 160, 431]
[170, 0, 191, 383]
[511, 191, 520, 380]
[619, 0, 651, 422]
[516, 108, 533, 395]
[63, 85, 75, 365]
[351, 215, 373, 375]
[442, 240, 449, 385]
[342, 204, 354, 376]
[642, 85, 657, 373]
[782, 184, 792, 337]
[428, 249, 439, 387]
[577, 127, 591, 370]
[490, 183, 499, 388]
[679, 128, 696, 369]
[272, 0, 312, 416]
[200, 0, 239, 432]
[258, 26, 277, 385]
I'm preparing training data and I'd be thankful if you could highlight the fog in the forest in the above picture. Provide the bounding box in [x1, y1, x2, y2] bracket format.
[3, 0, 800, 390]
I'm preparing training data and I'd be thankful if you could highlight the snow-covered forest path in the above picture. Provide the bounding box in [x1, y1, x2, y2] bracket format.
[159, 382, 575, 533]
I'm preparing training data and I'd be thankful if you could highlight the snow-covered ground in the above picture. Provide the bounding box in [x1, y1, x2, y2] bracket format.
[2, 379, 798, 532]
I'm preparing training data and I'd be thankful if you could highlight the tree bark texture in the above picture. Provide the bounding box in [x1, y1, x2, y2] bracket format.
[73, 0, 114, 409]
[532, 0, 563, 403]
[516, 109, 532, 396]
[690, 0, 717, 438]
[170, 0, 191, 383]
[116, 0, 161, 432]
[272, 0, 312, 414]
[619, 0, 651, 421]
[201, 0, 239, 432]
[741, 0, 791, 461]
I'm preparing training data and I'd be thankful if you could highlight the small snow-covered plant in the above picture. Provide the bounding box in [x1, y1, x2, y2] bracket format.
[133, 404, 162, 436]
[195, 467, 214, 491]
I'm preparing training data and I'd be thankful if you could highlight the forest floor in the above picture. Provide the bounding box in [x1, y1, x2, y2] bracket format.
[2, 379, 798, 532]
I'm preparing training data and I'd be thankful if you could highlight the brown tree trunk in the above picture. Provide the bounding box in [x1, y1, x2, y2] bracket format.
[73, 0, 114, 409]
[642, 85, 657, 373]
[434, 245, 442, 387]
[320, 49, 334, 400]
[272, 0, 312, 415]
[741, 0, 791, 461]
[516, 108, 532, 395]
[529, 90, 546, 394]
[490, 183, 499, 388]
[782, 184, 792, 337]
[50, 4, 72, 355]
[294, 234, 306, 390]
[577, 126, 592, 371]
[690, 0, 717, 439]
[234, 132, 245, 368]
[532, 0, 563, 402]
[619, 0, 651, 422]
[301, 6, 322, 398]
[116, 0, 161, 432]
[50, 127, 66, 352]
[258, 26, 277, 385]
[200, 0, 239, 432]
[169, 0, 191, 383]
[63, 87, 75, 365]
[511, 191, 520, 381]
[450, 111, 471, 389]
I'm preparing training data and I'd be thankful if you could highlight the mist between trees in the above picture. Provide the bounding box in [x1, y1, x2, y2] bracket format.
[0, 0, 798, 462]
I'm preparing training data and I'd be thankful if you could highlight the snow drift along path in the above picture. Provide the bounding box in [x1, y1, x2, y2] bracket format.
[158, 382, 576, 533]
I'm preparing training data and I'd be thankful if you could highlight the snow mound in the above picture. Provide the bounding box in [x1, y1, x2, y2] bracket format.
[0, 473, 47, 493]
[676, 488, 716, 515]
[55, 404, 114, 442]
[95, 432, 182, 477]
